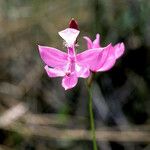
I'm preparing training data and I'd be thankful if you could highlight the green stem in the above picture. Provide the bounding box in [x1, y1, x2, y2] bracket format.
[87, 75, 97, 150]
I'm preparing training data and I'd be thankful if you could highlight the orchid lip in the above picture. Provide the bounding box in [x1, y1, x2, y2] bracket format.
[58, 28, 80, 47]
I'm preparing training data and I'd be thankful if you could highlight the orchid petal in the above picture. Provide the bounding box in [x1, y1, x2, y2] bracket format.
[97, 45, 117, 71]
[75, 64, 90, 78]
[58, 28, 80, 46]
[62, 73, 78, 90]
[44, 65, 65, 77]
[114, 42, 125, 59]
[38, 45, 68, 68]
[97, 43, 125, 71]
[93, 34, 101, 48]
[76, 44, 111, 71]
[76, 48, 103, 71]
[83, 36, 93, 49]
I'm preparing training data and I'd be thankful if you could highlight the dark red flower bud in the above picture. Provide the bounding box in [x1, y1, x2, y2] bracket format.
[69, 18, 79, 30]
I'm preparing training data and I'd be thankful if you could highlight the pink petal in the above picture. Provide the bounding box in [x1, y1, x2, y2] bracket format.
[97, 45, 116, 72]
[77, 48, 103, 67]
[58, 28, 80, 47]
[38, 45, 68, 68]
[44, 65, 65, 77]
[114, 42, 125, 59]
[93, 34, 101, 48]
[62, 73, 78, 90]
[83, 36, 93, 49]
[84, 34, 101, 49]
[76, 44, 111, 72]
[75, 64, 90, 78]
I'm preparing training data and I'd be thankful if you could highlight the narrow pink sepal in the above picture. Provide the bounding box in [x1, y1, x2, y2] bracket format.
[44, 65, 65, 77]
[38, 45, 68, 68]
[58, 28, 80, 47]
[83, 36, 93, 49]
[93, 34, 101, 48]
[84, 34, 100, 49]
[114, 42, 125, 59]
[62, 73, 78, 90]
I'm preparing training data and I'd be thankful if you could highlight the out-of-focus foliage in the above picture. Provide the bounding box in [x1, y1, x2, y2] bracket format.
[0, 0, 150, 150]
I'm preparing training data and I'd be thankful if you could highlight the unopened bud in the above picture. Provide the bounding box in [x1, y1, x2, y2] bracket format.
[69, 18, 79, 30]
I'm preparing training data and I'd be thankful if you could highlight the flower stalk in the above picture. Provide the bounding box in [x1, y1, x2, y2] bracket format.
[87, 73, 97, 150]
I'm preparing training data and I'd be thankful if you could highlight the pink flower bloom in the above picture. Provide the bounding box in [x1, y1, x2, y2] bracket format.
[38, 28, 109, 90]
[38, 28, 89, 90]
[38, 28, 125, 90]
[83, 34, 125, 72]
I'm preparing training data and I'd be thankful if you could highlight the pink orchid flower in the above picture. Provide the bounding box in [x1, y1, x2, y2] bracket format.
[38, 28, 114, 90]
[83, 34, 125, 71]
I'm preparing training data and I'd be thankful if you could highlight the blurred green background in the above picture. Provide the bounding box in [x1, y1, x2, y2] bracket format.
[0, 0, 150, 150]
